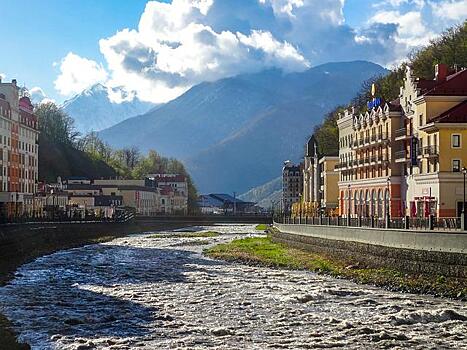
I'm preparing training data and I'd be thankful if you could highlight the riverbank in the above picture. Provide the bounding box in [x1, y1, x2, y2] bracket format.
[0, 221, 189, 349]
[205, 235, 467, 300]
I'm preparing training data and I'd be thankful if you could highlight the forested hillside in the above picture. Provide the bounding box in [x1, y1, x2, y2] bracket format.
[34, 102, 199, 211]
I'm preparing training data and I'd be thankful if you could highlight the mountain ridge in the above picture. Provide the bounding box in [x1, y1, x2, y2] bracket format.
[99, 60, 388, 193]
[62, 84, 156, 134]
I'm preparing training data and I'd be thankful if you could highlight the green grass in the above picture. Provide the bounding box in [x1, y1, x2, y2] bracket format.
[205, 236, 467, 299]
[148, 231, 220, 239]
[255, 224, 269, 231]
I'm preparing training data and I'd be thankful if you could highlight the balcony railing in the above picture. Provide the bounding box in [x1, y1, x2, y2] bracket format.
[394, 150, 406, 160]
[377, 132, 388, 142]
[395, 127, 407, 138]
[421, 145, 439, 157]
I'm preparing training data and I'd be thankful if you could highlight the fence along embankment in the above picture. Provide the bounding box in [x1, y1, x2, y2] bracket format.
[273, 223, 467, 278]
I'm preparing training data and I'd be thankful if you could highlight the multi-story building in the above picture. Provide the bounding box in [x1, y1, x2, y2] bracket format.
[337, 64, 467, 219]
[318, 156, 339, 214]
[0, 78, 39, 219]
[337, 98, 403, 218]
[303, 136, 319, 204]
[282, 161, 303, 214]
[302, 136, 339, 215]
[396, 64, 467, 218]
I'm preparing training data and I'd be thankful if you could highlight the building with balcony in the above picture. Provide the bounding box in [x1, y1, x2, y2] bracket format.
[337, 97, 403, 218]
[318, 156, 339, 214]
[336, 64, 467, 219]
[282, 161, 303, 214]
[0, 78, 39, 220]
[398, 64, 467, 217]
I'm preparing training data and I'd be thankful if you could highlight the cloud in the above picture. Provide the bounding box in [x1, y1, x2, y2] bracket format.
[29, 86, 55, 105]
[0, 73, 5, 81]
[370, 10, 435, 46]
[54, 52, 108, 96]
[431, 0, 467, 21]
[53, 0, 465, 103]
[98, 0, 309, 103]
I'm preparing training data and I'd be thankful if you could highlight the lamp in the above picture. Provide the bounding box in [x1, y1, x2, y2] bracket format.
[462, 167, 467, 230]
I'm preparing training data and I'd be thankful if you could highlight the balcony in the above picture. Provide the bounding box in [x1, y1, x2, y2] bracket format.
[376, 132, 389, 143]
[421, 145, 439, 157]
[394, 127, 408, 139]
[394, 150, 407, 162]
[334, 162, 348, 170]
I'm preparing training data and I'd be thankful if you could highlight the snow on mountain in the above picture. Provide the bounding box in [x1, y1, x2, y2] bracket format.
[62, 84, 156, 134]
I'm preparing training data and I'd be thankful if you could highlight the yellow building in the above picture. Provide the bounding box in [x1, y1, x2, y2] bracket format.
[318, 156, 339, 214]
[394, 64, 467, 217]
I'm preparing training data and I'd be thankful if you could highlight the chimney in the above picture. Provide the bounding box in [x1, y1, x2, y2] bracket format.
[434, 64, 448, 82]
[11, 79, 17, 86]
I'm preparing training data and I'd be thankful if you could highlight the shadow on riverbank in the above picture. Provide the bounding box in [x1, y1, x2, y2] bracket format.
[0, 221, 191, 349]
[1, 244, 225, 348]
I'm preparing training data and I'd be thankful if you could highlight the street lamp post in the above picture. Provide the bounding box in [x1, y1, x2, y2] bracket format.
[462, 167, 467, 231]
[347, 184, 351, 226]
[386, 177, 391, 228]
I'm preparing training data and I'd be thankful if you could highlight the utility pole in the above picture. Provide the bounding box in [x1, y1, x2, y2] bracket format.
[462, 167, 467, 231]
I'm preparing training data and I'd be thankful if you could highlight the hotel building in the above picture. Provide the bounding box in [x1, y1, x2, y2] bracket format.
[337, 64, 467, 218]
[337, 99, 402, 218]
[0, 78, 39, 219]
[397, 64, 467, 218]
[282, 161, 303, 214]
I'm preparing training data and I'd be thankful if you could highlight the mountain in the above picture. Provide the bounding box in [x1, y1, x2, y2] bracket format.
[100, 61, 387, 193]
[62, 84, 156, 134]
[239, 177, 282, 209]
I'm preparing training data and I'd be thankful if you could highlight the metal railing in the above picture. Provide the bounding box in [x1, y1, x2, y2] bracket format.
[394, 150, 406, 160]
[395, 127, 407, 138]
[276, 215, 463, 231]
[421, 145, 439, 157]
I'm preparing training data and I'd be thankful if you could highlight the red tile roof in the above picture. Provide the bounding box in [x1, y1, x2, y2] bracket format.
[424, 69, 467, 96]
[431, 100, 467, 123]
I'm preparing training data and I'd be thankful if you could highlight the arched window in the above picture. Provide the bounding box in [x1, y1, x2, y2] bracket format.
[353, 191, 358, 217]
[365, 190, 370, 217]
[378, 189, 383, 218]
[371, 190, 376, 216]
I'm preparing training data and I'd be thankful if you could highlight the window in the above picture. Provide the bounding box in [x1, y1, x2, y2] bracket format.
[452, 134, 461, 148]
[452, 159, 461, 172]
[419, 114, 423, 126]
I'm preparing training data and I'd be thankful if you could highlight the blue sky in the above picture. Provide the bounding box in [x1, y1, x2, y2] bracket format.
[0, 0, 465, 104]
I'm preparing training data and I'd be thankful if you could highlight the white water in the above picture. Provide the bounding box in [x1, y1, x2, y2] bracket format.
[0, 224, 466, 349]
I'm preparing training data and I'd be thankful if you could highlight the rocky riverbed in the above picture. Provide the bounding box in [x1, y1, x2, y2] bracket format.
[0, 224, 466, 349]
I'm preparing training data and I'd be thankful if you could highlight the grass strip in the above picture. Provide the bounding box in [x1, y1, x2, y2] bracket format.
[205, 236, 467, 299]
[255, 224, 269, 231]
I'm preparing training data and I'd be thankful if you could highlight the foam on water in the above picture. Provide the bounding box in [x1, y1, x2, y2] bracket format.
[0, 224, 466, 349]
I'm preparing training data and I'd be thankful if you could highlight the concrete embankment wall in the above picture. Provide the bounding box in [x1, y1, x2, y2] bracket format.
[273, 224, 467, 278]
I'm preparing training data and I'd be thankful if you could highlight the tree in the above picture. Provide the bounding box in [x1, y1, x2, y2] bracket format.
[35, 102, 79, 145]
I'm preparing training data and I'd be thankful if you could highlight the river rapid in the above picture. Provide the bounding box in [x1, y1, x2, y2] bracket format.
[0, 224, 466, 349]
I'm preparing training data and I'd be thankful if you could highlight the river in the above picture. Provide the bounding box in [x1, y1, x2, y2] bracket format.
[0, 224, 466, 349]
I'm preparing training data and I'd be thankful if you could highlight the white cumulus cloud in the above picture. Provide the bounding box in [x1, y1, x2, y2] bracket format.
[52, 0, 466, 103]
[98, 0, 309, 103]
[431, 0, 467, 21]
[54, 52, 108, 97]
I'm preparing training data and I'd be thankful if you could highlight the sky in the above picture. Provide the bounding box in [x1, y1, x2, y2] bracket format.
[0, 0, 466, 104]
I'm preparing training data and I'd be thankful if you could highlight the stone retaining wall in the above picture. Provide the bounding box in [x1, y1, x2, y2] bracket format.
[273, 224, 467, 278]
